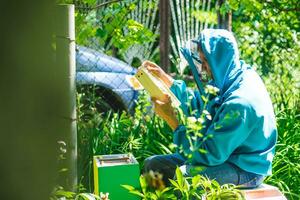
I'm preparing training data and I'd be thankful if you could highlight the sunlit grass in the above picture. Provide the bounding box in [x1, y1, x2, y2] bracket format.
[77, 91, 175, 192]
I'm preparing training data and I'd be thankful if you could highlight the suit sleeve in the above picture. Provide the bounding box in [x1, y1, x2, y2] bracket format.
[173, 102, 253, 166]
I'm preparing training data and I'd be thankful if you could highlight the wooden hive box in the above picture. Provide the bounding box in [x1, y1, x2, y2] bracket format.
[93, 154, 140, 200]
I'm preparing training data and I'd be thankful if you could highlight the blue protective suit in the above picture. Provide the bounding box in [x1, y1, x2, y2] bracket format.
[170, 29, 277, 176]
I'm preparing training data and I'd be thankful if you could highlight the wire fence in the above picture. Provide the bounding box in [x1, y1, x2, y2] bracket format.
[74, 0, 218, 115]
[76, 45, 138, 116]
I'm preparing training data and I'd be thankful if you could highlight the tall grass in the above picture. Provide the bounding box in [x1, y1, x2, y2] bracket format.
[77, 91, 174, 192]
[265, 108, 300, 199]
[264, 67, 300, 199]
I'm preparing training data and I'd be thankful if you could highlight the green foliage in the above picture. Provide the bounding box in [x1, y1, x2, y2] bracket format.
[77, 91, 175, 191]
[192, 10, 218, 25]
[122, 174, 177, 199]
[123, 167, 245, 200]
[228, 0, 300, 75]
[77, 84, 244, 198]
[263, 65, 300, 199]
[75, 0, 157, 58]
[50, 186, 108, 200]
[76, 85, 222, 195]
[175, 85, 219, 162]
[51, 186, 76, 199]
[73, 1, 300, 199]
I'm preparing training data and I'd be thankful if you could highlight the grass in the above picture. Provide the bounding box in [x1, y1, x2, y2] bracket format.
[77, 91, 175, 192]
[123, 167, 245, 199]
[265, 108, 300, 199]
[263, 68, 300, 199]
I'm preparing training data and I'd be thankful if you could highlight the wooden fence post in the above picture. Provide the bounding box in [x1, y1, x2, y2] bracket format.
[159, 0, 170, 73]
[55, 4, 77, 191]
[217, 0, 232, 31]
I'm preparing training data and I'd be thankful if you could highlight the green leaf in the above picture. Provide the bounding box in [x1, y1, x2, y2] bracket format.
[169, 179, 180, 189]
[85, 0, 97, 4]
[228, 0, 240, 11]
[75, 193, 100, 200]
[175, 167, 184, 188]
[129, 190, 145, 198]
[139, 175, 147, 194]
[96, 28, 107, 38]
[53, 189, 75, 198]
[199, 148, 208, 154]
[191, 175, 201, 187]
[121, 184, 135, 191]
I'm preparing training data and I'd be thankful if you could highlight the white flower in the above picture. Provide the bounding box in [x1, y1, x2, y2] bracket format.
[187, 117, 197, 124]
[205, 85, 219, 96]
[100, 192, 109, 200]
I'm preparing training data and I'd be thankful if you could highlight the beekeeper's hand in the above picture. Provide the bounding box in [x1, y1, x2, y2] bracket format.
[152, 94, 179, 131]
[142, 60, 174, 88]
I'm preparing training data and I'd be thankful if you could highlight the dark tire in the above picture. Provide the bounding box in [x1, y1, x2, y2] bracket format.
[77, 85, 126, 120]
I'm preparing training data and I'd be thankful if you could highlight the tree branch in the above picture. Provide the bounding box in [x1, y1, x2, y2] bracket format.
[75, 0, 123, 11]
[92, 0, 123, 9]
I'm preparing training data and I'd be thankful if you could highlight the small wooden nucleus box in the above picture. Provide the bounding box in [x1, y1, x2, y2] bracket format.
[93, 154, 140, 200]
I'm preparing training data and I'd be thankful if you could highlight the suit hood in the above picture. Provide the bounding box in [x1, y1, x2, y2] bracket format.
[199, 29, 241, 92]
[181, 29, 242, 95]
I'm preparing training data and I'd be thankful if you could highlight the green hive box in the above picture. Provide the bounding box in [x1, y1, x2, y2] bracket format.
[93, 154, 140, 200]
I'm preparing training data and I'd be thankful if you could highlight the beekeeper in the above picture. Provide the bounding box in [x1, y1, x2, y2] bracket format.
[143, 29, 277, 188]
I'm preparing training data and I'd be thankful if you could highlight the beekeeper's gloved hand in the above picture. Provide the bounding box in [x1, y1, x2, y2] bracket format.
[151, 94, 179, 131]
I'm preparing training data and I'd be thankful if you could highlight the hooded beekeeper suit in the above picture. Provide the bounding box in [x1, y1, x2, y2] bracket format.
[170, 29, 277, 176]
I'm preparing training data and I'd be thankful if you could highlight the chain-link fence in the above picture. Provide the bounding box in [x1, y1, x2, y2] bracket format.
[74, 0, 218, 115]
[76, 45, 138, 114]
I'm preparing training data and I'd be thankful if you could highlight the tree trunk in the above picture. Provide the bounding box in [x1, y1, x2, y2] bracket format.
[217, 0, 232, 31]
[159, 0, 170, 72]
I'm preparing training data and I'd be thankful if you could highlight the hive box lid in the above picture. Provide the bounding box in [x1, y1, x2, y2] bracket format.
[94, 154, 138, 167]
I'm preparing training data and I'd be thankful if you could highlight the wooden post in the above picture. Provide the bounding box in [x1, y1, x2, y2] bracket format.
[217, 0, 232, 31]
[55, 4, 77, 191]
[227, 11, 232, 31]
[159, 0, 170, 73]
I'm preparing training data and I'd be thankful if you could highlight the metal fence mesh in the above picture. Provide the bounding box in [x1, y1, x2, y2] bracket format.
[76, 45, 138, 114]
[74, 0, 217, 114]
[74, 0, 160, 115]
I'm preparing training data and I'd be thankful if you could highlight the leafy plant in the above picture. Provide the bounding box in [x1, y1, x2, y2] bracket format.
[229, 0, 300, 76]
[122, 85, 246, 200]
[50, 185, 109, 200]
[263, 66, 300, 199]
[77, 91, 175, 191]
[174, 85, 219, 162]
[75, 0, 157, 59]
[122, 173, 177, 200]
[123, 167, 245, 200]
